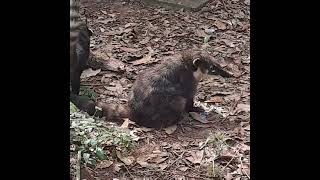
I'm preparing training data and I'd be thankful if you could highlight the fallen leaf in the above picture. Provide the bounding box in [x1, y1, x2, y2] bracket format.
[136, 156, 150, 168]
[131, 54, 153, 66]
[98, 18, 115, 24]
[139, 37, 150, 45]
[186, 150, 204, 164]
[150, 156, 168, 164]
[116, 151, 135, 166]
[189, 112, 209, 124]
[236, 104, 250, 113]
[205, 96, 223, 103]
[121, 118, 130, 128]
[124, 23, 137, 28]
[113, 162, 122, 172]
[104, 83, 123, 94]
[204, 35, 211, 43]
[158, 163, 168, 170]
[178, 166, 188, 172]
[120, 47, 142, 53]
[99, 27, 105, 32]
[213, 20, 227, 30]
[226, 172, 233, 180]
[221, 39, 235, 47]
[171, 142, 181, 150]
[96, 160, 113, 169]
[80, 68, 101, 79]
[195, 29, 206, 37]
[164, 124, 177, 134]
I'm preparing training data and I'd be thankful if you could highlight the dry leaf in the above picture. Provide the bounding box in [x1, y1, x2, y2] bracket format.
[131, 54, 153, 66]
[113, 162, 122, 172]
[136, 156, 150, 168]
[221, 39, 235, 47]
[213, 20, 227, 30]
[121, 118, 130, 128]
[178, 166, 188, 172]
[195, 29, 206, 37]
[96, 160, 113, 169]
[150, 156, 168, 164]
[189, 112, 209, 124]
[124, 23, 137, 28]
[205, 96, 223, 103]
[236, 104, 250, 113]
[80, 68, 101, 79]
[226, 172, 233, 180]
[171, 142, 181, 150]
[186, 150, 204, 164]
[120, 47, 142, 53]
[104, 83, 123, 94]
[139, 37, 150, 45]
[158, 163, 168, 170]
[116, 151, 135, 166]
[164, 124, 177, 134]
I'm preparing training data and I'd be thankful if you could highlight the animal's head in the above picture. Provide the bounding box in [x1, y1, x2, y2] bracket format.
[182, 51, 232, 81]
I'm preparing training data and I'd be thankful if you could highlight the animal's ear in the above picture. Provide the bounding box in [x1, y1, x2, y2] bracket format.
[192, 58, 201, 67]
[87, 28, 93, 36]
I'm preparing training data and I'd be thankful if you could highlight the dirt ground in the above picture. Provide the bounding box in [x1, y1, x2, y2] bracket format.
[73, 0, 250, 179]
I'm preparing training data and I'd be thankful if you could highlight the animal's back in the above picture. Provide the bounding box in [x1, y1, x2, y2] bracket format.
[128, 57, 194, 129]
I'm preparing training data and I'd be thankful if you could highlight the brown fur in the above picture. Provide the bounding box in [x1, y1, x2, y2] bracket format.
[127, 50, 231, 129]
[96, 51, 231, 126]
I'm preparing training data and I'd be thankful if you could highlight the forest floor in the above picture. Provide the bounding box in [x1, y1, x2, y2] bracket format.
[70, 0, 250, 179]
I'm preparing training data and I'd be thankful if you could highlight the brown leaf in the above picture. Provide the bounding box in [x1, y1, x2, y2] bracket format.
[124, 23, 137, 28]
[98, 18, 115, 24]
[195, 29, 206, 37]
[236, 104, 250, 113]
[104, 83, 123, 94]
[136, 156, 150, 168]
[171, 142, 181, 150]
[189, 112, 209, 124]
[120, 118, 130, 128]
[158, 163, 168, 170]
[139, 37, 150, 45]
[120, 47, 142, 53]
[80, 68, 101, 79]
[205, 96, 223, 103]
[221, 39, 235, 47]
[150, 156, 168, 164]
[113, 162, 122, 172]
[226, 172, 233, 180]
[116, 151, 135, 166]
[213, 20, 227, 30]
[131, 54, 154, 66]
[186, 150, 204, 164]
[96, 160, 113, 169]
[164, 124, 177, 134]
[178, 166, 188, 172]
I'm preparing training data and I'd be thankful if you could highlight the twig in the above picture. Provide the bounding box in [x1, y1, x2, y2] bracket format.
[76, 150, 81, 180]
[239, 156, 250, 179]
[123, 164, 134, 179]
[221, 146, 241, 171]
[164, 151, 186, 170]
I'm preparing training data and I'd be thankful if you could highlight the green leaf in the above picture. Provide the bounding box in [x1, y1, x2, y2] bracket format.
[95, 147, 106, 160]
[204, 35, 211, 44]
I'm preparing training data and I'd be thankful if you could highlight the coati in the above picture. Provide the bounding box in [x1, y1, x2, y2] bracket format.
[70, 0, 99, 116]
[127, 51, 232, 129]
[97, 51, 232, 128]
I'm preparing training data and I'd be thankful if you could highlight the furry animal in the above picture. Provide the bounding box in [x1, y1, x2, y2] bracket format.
[126, 51, 232, 129]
